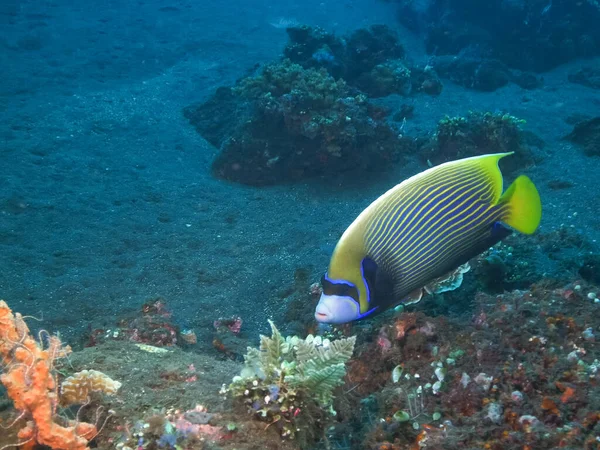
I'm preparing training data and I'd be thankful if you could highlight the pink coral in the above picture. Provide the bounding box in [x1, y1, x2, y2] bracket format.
[175, 419, 223, 441]
[376, 328, 391, 353]
[172, 405, 223, 442]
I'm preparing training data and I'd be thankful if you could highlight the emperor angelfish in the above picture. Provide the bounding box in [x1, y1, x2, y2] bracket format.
[315, 152, 542, 324]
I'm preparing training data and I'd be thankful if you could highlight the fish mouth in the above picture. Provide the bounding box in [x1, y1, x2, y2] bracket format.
[315, 303, 332, 323]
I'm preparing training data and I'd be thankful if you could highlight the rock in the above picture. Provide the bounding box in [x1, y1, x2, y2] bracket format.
[485, 402, 503, 424]
[564, 117, 600, 156]
[187, 60, 407, 185]
[579, 254, 600, 284]
[433, 56, 511, 92]
[397, 0, 600, 72]
[183, 87, 252, 149]
[568, 67, 600, 89]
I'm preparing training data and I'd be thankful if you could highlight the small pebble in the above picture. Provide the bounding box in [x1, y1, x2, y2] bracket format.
[511, 390, 524, 403]
[582, 327, 595, 341]
[474, 373, 493, 392]
[519, 415, 539, 426]
[460, 372, 471, 388]
[486, 402, 503, 424]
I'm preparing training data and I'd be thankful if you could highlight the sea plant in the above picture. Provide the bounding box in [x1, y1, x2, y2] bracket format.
[228, 320, 356, 441]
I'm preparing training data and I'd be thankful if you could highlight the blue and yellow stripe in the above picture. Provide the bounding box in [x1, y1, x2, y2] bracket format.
[327, 152, 541, 315]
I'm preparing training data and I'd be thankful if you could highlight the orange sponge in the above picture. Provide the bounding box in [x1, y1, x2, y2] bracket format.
[0, 300, 97, 450]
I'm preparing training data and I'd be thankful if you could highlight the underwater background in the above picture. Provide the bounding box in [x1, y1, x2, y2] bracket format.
[1, 0, 600, 449]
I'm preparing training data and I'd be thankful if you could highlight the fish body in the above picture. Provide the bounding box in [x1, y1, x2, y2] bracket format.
[315, 152, 541, 324]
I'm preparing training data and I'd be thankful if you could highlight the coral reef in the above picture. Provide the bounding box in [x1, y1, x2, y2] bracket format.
[341, 25, 406, 83]
[184, 24, 442, 185]
[152, 404, 225, 448]
[283, 25, 442, 98]
[283, 25, 405, 87]
[39, 338, 245, 450]
[4, 275, 600, 450]
[319, 281, 600, 449]
[421, 111, 535, 170]
[187, 59, 405, 185]
[358, 59, 412, 97]
[180, 85, 253, 151]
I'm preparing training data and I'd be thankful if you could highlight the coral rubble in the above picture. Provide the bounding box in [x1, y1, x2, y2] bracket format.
[331, 282, 600, 449]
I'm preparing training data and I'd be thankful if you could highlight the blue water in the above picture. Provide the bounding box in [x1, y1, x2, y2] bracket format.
[0, 0, 399, 338]
[2, 0, 600, 448]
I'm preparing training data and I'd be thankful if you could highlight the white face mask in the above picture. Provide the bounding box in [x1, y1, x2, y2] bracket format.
[314, 293, 360, 324]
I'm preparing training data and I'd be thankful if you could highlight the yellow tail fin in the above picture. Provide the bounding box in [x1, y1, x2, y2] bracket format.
[498, 175, 542, 235]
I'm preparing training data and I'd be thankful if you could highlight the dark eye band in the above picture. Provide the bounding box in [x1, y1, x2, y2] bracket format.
[321, 275, 360, 303]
